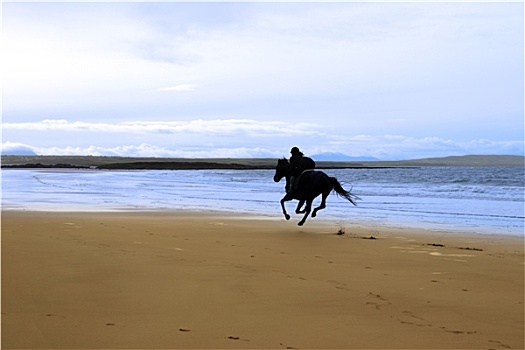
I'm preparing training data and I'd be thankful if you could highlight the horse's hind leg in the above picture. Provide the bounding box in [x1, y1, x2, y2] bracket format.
[298, 199, 313, 226]
[312, 191, 329, 218]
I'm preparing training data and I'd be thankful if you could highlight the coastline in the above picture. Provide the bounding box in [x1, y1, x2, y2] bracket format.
[2, 154, 524, 169]
[2, 210, 523, 349]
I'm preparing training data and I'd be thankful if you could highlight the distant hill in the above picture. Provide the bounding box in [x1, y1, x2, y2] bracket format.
[312, 152, 379, 161]
[1, 147, 37, 156]
[371, 155, 524, 167]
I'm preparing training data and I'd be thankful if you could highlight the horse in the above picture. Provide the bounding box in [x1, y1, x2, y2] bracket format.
[273, 158, 358, 226]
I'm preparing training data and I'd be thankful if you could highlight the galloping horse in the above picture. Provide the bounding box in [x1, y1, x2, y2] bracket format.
[273, 158, 358, 226]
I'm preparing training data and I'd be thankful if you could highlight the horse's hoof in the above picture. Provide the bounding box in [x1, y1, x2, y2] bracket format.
[285, 215, 290, 220]
[312, 212, 317, 218]
[298, 221, 304, 226]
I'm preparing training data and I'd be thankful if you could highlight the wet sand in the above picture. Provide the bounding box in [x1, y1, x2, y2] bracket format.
[2, 211, 523, 349]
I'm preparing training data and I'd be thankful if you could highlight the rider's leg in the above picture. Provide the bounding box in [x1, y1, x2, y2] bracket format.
[288, 176, 295, 193]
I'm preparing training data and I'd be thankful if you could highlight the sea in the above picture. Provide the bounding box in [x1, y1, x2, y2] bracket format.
[1, 166, 524, 236]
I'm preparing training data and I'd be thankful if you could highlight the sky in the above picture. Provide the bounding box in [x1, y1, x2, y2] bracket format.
[2, 1, 524, 160]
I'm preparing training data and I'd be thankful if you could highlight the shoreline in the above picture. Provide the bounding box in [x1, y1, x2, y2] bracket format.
[2, 207, 523, 239]
[2, 210, 523, 349]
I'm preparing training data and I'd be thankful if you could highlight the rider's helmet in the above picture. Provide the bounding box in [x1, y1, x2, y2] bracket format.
[290, 147, 302, 156]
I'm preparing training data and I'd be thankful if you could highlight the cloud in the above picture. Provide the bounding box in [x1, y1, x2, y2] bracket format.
[325, 135, 524, 159]
[28, 143, 279, 159]
[3, 119, 523, 160]
[6, 134, 522, 160]
[2, 119, 323, 137]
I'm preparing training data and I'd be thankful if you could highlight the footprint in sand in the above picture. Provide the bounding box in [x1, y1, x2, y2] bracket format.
[328, 280, 351, 291]
[366, 292, 391, 310]
[368, 292, 388, 301]
[227, 335, 250, 342]
[440, 326, 477, 335]
[285, 275, 307, 281]
[488, 339, 512, 349]
[45, 313, 66, 319]
[458, 247, 483, 252]
[401, 311, 425, 322]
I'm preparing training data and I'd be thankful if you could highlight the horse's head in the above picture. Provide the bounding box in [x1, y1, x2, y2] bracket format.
[273, 158, 291, 183]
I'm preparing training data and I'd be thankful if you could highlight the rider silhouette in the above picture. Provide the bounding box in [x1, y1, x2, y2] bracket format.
[288, 147, 316, 195]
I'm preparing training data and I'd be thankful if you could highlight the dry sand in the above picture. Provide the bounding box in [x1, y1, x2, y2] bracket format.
[2, 211, 523, 349]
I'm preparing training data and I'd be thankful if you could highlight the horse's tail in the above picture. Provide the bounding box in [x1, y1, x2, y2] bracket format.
[330, 177, 359, 206]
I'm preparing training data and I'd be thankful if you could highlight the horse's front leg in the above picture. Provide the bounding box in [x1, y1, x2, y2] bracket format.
[298, 199, 313, 226]
[280, 193, 294, 220]
[295, 199, 306, 214]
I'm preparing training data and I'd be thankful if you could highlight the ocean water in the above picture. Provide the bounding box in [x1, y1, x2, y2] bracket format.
[1, 167, 524, 235]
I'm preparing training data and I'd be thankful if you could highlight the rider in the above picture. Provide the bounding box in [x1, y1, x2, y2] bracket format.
[288, 147, 316, 195]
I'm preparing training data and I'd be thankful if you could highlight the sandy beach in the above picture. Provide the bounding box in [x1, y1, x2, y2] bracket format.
[2, 211, 523, 349]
